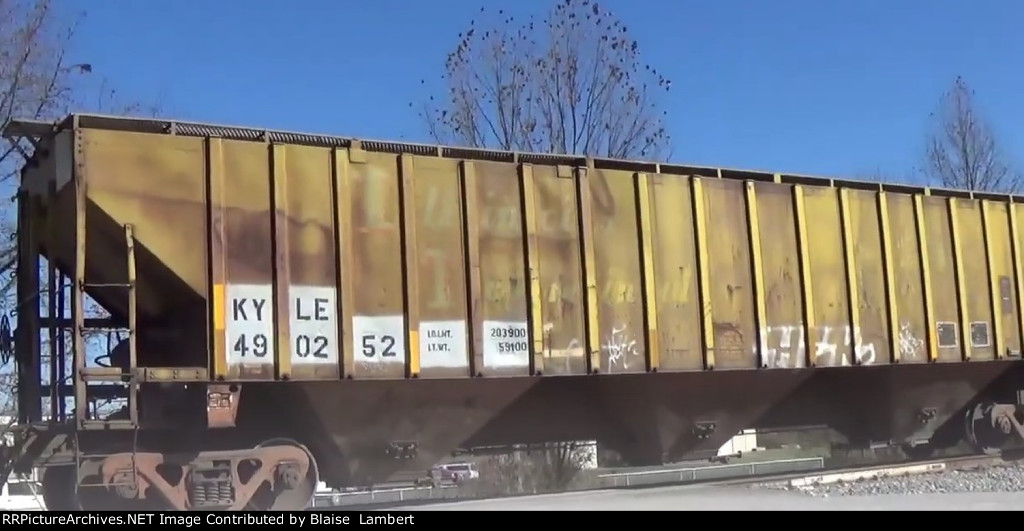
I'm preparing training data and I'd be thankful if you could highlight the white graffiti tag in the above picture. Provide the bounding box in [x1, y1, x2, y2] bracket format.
[760, 325, 806, 369]
[758, 325, 878, 368]
[602, 325, 639, 371]
[898, 322, 925, 361]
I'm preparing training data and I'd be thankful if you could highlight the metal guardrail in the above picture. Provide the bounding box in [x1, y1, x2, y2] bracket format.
[311, 485, 460, 508]
[311, 457, 826, 508]
[595, 457, 826, 488]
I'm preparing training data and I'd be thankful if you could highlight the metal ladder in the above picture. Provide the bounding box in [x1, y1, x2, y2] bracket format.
[73, 224, 139, 489]
[0, 425, 36, 494]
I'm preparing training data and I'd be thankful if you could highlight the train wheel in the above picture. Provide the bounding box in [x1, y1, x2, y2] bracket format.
[245, 438, 319, 511]
[965, 402, 1008, 455]
[74, 459, 166, 511]
[41, 465, 77, 511]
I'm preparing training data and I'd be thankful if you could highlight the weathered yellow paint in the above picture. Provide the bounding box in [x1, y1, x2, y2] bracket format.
[691, 177, 716, 370]
[981, 201, 1006, 359]
[333, 148, 356, 379]
[956, 199, 995, 361]
[635, 172, 659, 371]
[839, 189, 860, 364]
[650, 174, 703, 371]
[60, 114, 1024, 384]
[400, 154, 421, 378]
[793, 185, 816, 367]
[519, 164, 544, 375]
[1011, 204, 1024, 357]
[914, 195, 939, 363]
[803, 187, 850, 367]
[744, 182, 767, 368]
[458, 160, 482, 375]
[271, 144, 292, 380]
[986, 201, 1020, 358]
[947, 197, 972, 361]
[700, 178, 756, 369]
[410, 154, 473, 378]
[277, 143, 340, 380]
[577, 165, 601, 373]
[877, 192, 901, 363]
[529, 164, 584, 375]
[754, 182, 802, 369]
[848, 189, 889, 365]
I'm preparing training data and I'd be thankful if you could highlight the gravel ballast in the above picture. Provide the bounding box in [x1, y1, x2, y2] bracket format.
[754, 462, 1024, 497]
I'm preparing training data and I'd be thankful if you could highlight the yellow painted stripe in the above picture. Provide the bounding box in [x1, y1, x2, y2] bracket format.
[692, 176, 715, 370]
[981, 201, 1004, 359]
[213, 283, 226, 331]
[877, 192, 900, 363]
[636, 172, 659, 371]
[1010, 205, 1024, 360]
[408, 330, 420, 375]
[948, 197, 970, 361]
[914, 194, 938, 362]
[745, 181, 767, 368]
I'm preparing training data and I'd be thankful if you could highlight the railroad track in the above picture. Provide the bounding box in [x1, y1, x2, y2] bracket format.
[327, 450, 1024, 510]
[647, 451, 1024, 490]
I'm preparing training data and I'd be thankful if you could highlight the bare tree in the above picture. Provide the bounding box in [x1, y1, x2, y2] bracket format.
[472, 442, 595, 496]
[0, 0, 162, 478]
[418, 0, 672, 161]
[0, 0, 161, 283]
[417, 0, 673, 494]
[922, 76, 1021, 193]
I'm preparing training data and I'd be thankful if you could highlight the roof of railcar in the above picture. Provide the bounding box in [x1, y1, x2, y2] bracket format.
[2, 112, 1017, 202]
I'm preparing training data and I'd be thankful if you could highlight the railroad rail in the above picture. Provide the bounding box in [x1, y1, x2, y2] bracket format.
[704, 452, 1024, 490]
[318, 451, 1024, 509]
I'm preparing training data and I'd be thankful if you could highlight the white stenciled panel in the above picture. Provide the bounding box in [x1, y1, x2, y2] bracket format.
[289, 286, 339, 366]
[482, 320, 530, 369]
[226, 284, 276, 366]
[419, 320, 468, 369]
[353, 315, 407, 365]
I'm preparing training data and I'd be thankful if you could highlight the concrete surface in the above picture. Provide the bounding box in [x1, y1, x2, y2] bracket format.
[377, 484, 1023, 511]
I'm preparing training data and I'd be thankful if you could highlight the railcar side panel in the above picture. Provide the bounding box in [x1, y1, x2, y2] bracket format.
[590, 168, 646, 374]
[530, 164, 586, 376]
[273, 144, 340, 380]
[848, 189, 890, 366]
[754, 182, 805, 369]
[802, 186, 852, 367]
[958, 198, 996, 361]
[67, 118, 1024, 385]
[647, 174, 703, 371]
[887, 193, 929, 363]
[410, 155, 472, 378]
[986, 201, 1020, 359]
[79, 129, 209, 318]
[922, 196, 963, 362]
[470, 161, 532, 377]
[215, 140, 277, 380]
[347, 152, 408, 379]
[701, 178, 757, 370]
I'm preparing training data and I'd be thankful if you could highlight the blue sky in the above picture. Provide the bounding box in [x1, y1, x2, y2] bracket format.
[64, 0, 1024, 182]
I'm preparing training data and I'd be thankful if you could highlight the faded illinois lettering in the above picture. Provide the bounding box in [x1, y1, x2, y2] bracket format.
[358, 169, 397, 229]
[423, 185, 460, 229]
[421, 249, 454, 310]
[657, 268, 693, 303]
